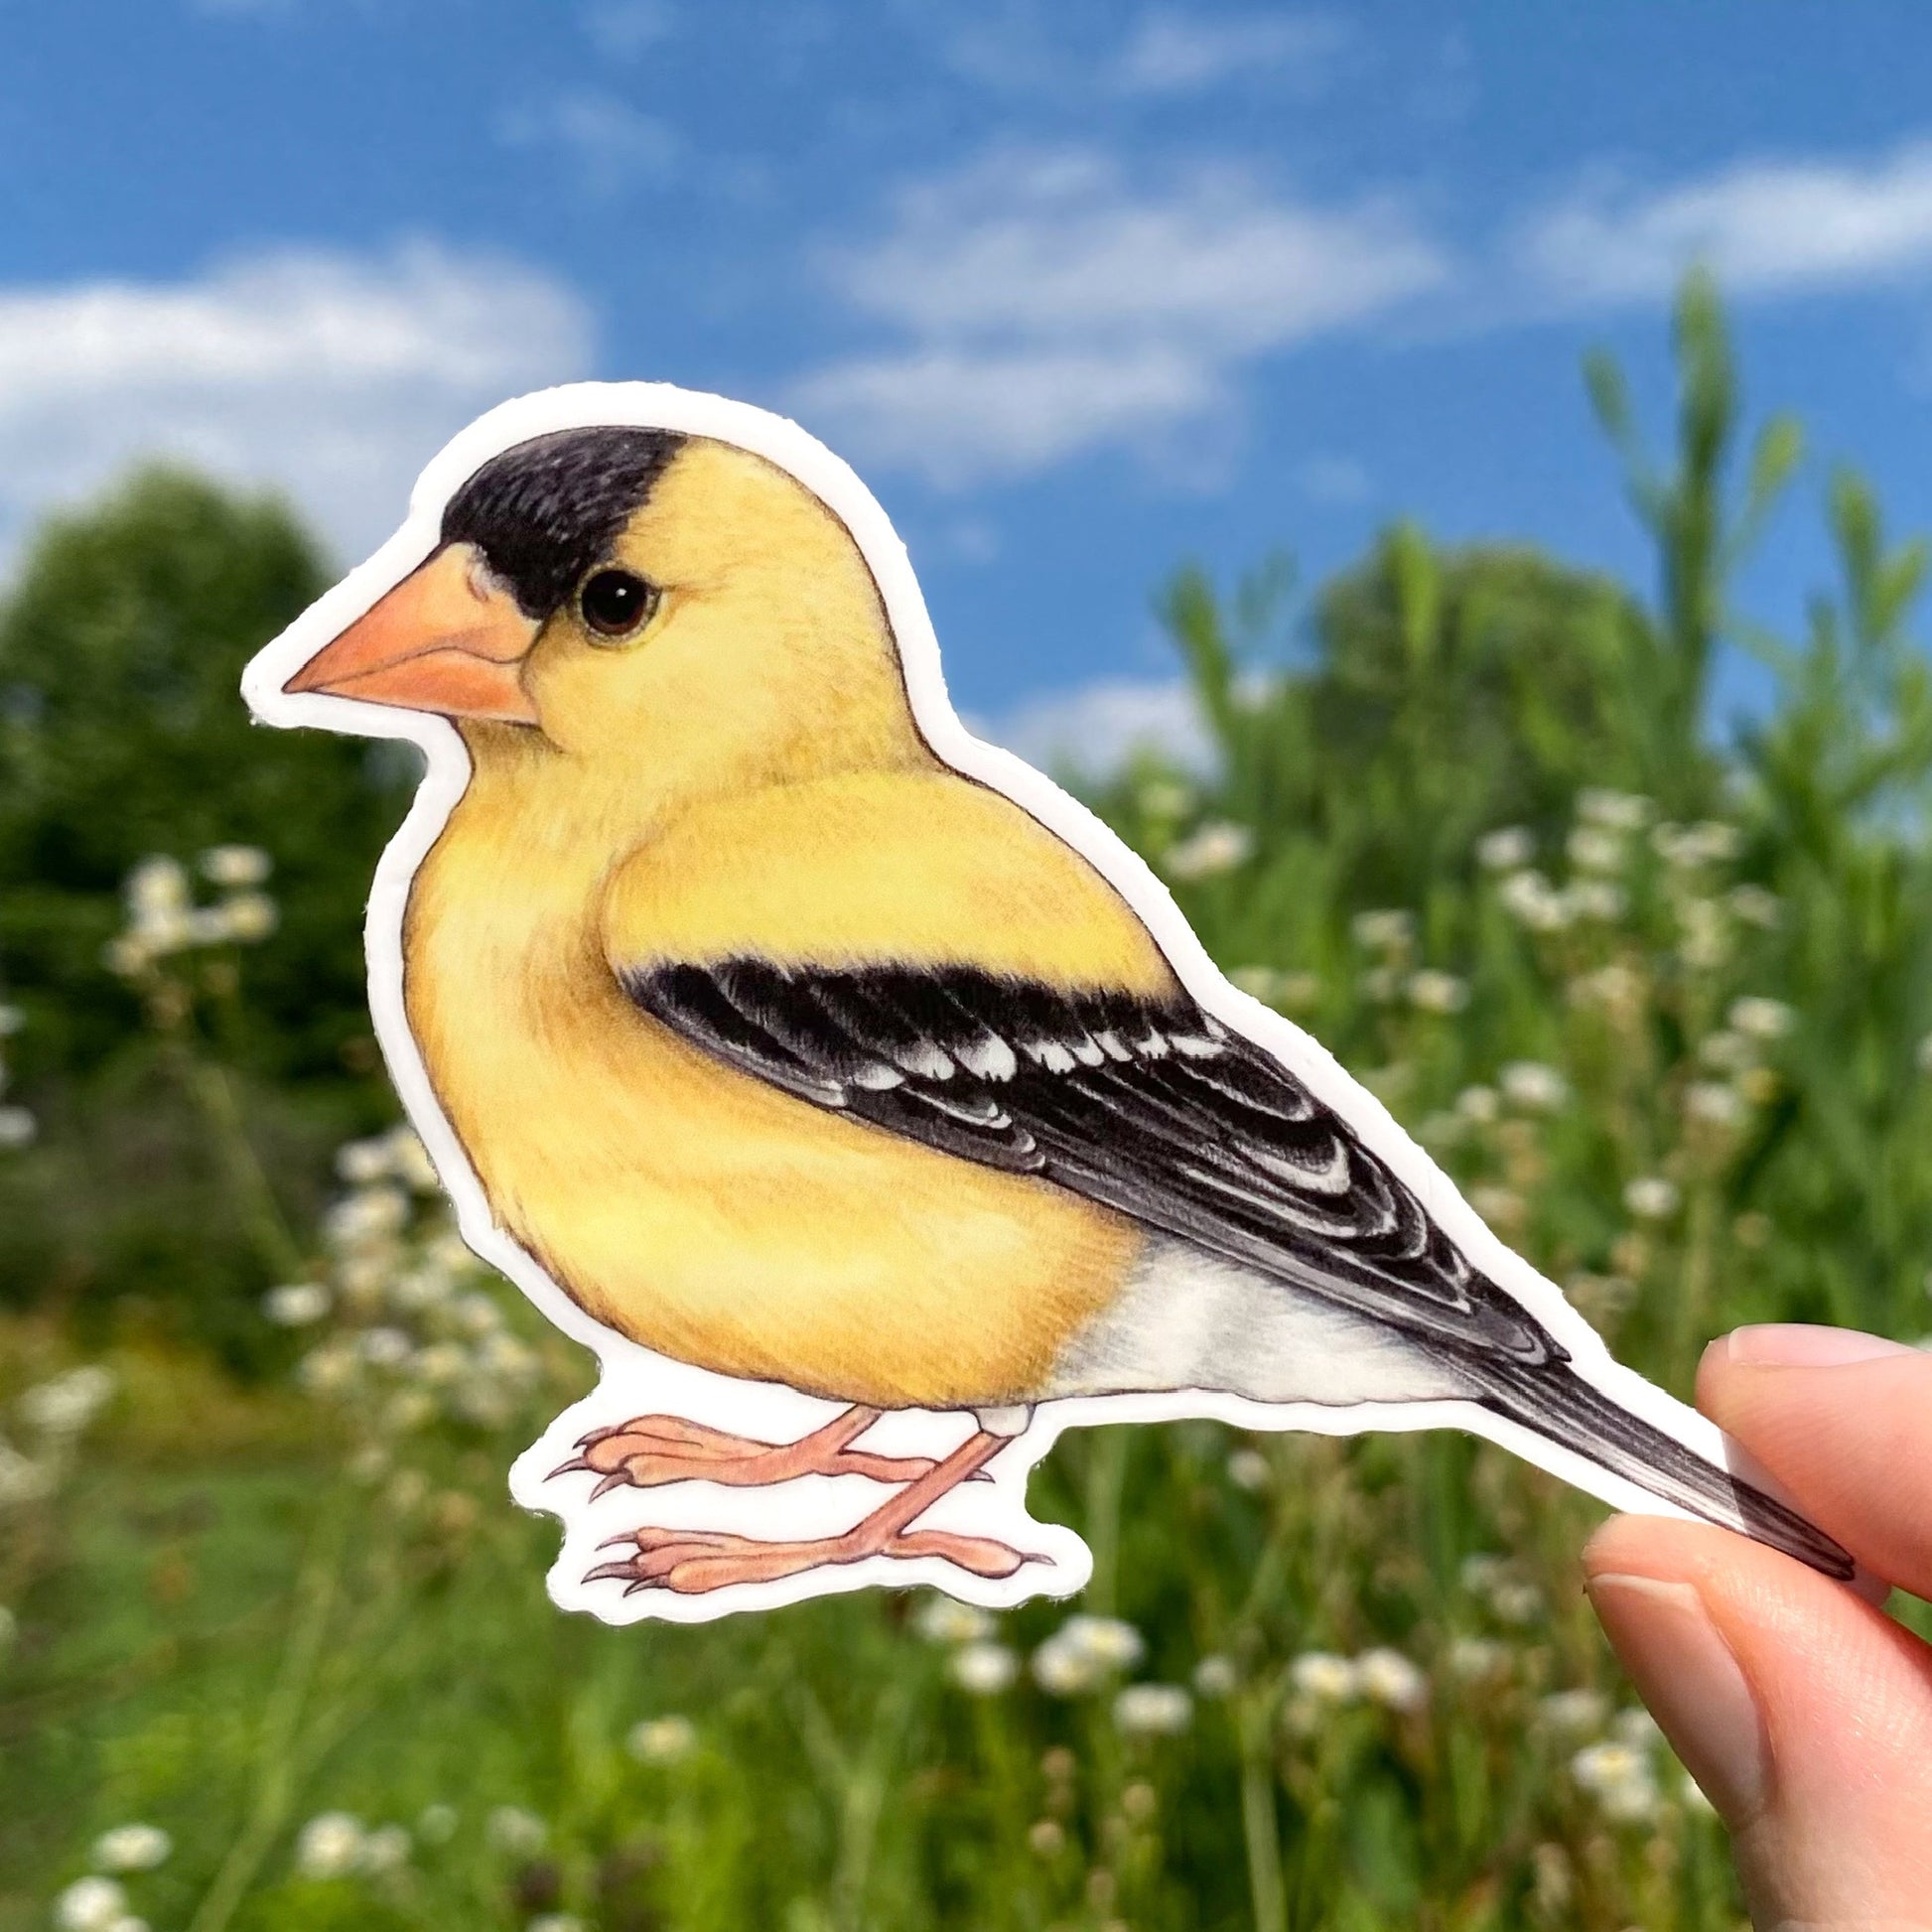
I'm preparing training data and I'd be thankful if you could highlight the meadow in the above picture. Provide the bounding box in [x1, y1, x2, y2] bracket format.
[4, 279, 1931, 1931]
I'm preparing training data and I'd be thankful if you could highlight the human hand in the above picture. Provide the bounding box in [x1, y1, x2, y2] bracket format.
[1585, 1324, 1932, 1927]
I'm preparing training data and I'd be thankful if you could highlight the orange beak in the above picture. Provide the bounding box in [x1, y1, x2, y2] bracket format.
[284, 543, 541, 725]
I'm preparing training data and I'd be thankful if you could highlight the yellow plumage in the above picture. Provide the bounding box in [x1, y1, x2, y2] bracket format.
[399, 440, 1169, 1406]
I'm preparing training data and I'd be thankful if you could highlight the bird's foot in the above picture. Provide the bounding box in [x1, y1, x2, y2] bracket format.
[586, 1521, 1031, 1595]
[553, 1408, 944, 1497]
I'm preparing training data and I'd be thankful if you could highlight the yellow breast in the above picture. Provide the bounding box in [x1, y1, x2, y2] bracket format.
[402, 762, 1169, 1408]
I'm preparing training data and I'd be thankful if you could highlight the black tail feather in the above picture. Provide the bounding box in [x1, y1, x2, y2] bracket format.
[1467, 1357, 1854, 1581]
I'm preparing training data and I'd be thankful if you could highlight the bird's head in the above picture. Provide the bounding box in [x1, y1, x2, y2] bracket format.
[284, 426, 923, 796]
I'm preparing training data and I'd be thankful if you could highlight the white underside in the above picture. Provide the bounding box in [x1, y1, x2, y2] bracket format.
[1042, 1236, 1472, 1409]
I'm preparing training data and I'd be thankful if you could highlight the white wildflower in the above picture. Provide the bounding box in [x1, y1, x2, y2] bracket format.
[327, 1185, 409, 1247]
[1165, 821, 1254, 881]
[1225, 1448, 1271, 1491]
[1699, 1030, 1753, 1071]
[0, 1106, 36, 1149]
[19, 1365, 115, 1437]
[385, 1130, 439, 1192]
[1407, 970, 1468, 1015]
[1058, 1614, 1145, 1670]
[1489, 1581, 1545, 1624]
[91, 1825, 172, 1871]
[263, 1282, 331, 1327]
[295, 1812, 366, 1878]
[1113, 1683, 1192, 1735]
[1137, 779, 1193, 820]
[1539, 1688, 1609, 1735]
[1476, 826, 1535, 870]
[1497, 869, 1572, 930]
[1563, 879, 1627, 922]
[1727, 883, 1782, 928]
[1624, 1175, 1680, 1220]
[1653, 821, 1742, 868]
[1351, 909, 1414, 953]
[1033, 1614, 1144, 1694]
[1356, 1647, 1428, 1714]
[950, 1643, 1019, 1695]
[54, 1875, 128, 1931]
[1362, 964, 1404, 1004]
[359, 1824, 411, 1872]
[201, 845, 272, 888]
[1612, 1705, 1663, 1749]
[1500, 1061, 1568, 1112]
[1191, 1654, 1237, 1698]
[127, 857, 189, 917]
[1570, 963, 1644, 1016]
[0, 1002, 23, 1035]
[1458, 1553, 1507, 1593]
[475, 1334, 538, 1382]
[336, 1138, 393, 1184]
[417, 1803, 458, 1843]
[297, 1342, 358, 1395]
[627, 1714, 698, 1761]
[1446, 1636, 1509, 1682]
[914, 1595, 995, 1645]
[452, 1293, 502, 1337]
[1728, 997, 1793, 1039]
[1677, 897, 1730, 970]
[1288, 1651, 1359, 1704]
[1571, 1738, 1660, 1822]
[358, 1327, 412, 1368]
[1567, 826, 1624, 875]
[1454, 1084, 1499, 1124]
[407, 1342, 468, 1386]
[217, 893, 278, 943]
[1578, 788, 1651, 831]
[528, 1918, 585, 1932]
[486, 1806, 547, 1856]
[1685, 1081, 1745, 1127]
[1031, 1637, 1099, 1697]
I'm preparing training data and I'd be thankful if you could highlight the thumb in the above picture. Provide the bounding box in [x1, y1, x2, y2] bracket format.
[1586, 1514, 1932, 1927]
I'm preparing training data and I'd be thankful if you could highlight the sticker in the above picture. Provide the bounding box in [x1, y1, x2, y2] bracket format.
[241, 383, 1853, 1623]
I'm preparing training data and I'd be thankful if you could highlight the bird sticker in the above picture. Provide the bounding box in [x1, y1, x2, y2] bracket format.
[243, 382, 1853, 1623]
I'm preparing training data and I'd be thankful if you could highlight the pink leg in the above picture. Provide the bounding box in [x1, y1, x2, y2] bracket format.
[586, 1429, 1032, 1594]
[553, 1404, 947, 1497]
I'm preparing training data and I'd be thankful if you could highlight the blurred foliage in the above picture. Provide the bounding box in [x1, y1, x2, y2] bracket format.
[0, 469, 409, 1359]
[5, 278, 1932, 1931]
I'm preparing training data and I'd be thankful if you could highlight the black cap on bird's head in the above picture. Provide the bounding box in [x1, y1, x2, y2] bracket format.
[439, 427, 685, 621]
[285, 426, 685, 721]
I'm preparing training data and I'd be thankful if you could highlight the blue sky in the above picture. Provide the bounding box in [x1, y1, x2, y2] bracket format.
[6, 1, 1932, 759]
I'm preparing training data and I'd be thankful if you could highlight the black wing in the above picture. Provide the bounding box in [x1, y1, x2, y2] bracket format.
[622, 958, 1562, 1370]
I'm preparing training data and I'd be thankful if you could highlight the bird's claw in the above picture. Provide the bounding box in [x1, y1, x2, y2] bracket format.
[551, 1412, 946, 1492]
[585, 1523, 1033, 1595]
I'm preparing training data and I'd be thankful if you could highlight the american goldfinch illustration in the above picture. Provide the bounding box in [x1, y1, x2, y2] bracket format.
[253, 387, 1851, 1609]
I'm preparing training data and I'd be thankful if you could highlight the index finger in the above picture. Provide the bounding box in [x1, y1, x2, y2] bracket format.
[1698, 1324, 1932, 1600]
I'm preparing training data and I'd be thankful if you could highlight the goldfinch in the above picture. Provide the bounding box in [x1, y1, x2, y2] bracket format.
[260, 392, 1851, 1599]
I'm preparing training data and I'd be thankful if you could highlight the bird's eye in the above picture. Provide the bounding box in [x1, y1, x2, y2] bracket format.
[577, 568, 659, 642]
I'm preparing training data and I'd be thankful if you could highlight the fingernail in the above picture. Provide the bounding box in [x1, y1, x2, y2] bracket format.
[1723, 1323, 1919, 1368]
[1587, 1572, 1769, 1821]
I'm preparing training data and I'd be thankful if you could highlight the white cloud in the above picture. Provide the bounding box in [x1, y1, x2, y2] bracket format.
[1110, 11, 1346, 97]
[796, 149, 1447, 484]
[985, 676, 1213, 775]
[497, 91, 679, 196]
[0, 243, 593, 564]
[1520, 139, 1932, 307]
